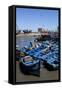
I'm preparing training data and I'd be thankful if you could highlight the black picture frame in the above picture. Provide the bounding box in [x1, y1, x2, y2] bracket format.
[8, 5, 61, 85]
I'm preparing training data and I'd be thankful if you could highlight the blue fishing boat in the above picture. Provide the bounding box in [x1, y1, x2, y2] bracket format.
[19, 56, 40, 76]
[41, 51, 59, 70]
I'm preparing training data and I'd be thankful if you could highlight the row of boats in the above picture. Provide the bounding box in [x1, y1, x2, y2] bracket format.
[16, 40, 59, 76]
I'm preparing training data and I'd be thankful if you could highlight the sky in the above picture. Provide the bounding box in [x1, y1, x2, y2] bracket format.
[16, 8, 58, 32]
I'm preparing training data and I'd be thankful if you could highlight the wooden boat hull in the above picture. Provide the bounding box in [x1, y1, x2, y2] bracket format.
[19, 60, 40, 76]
